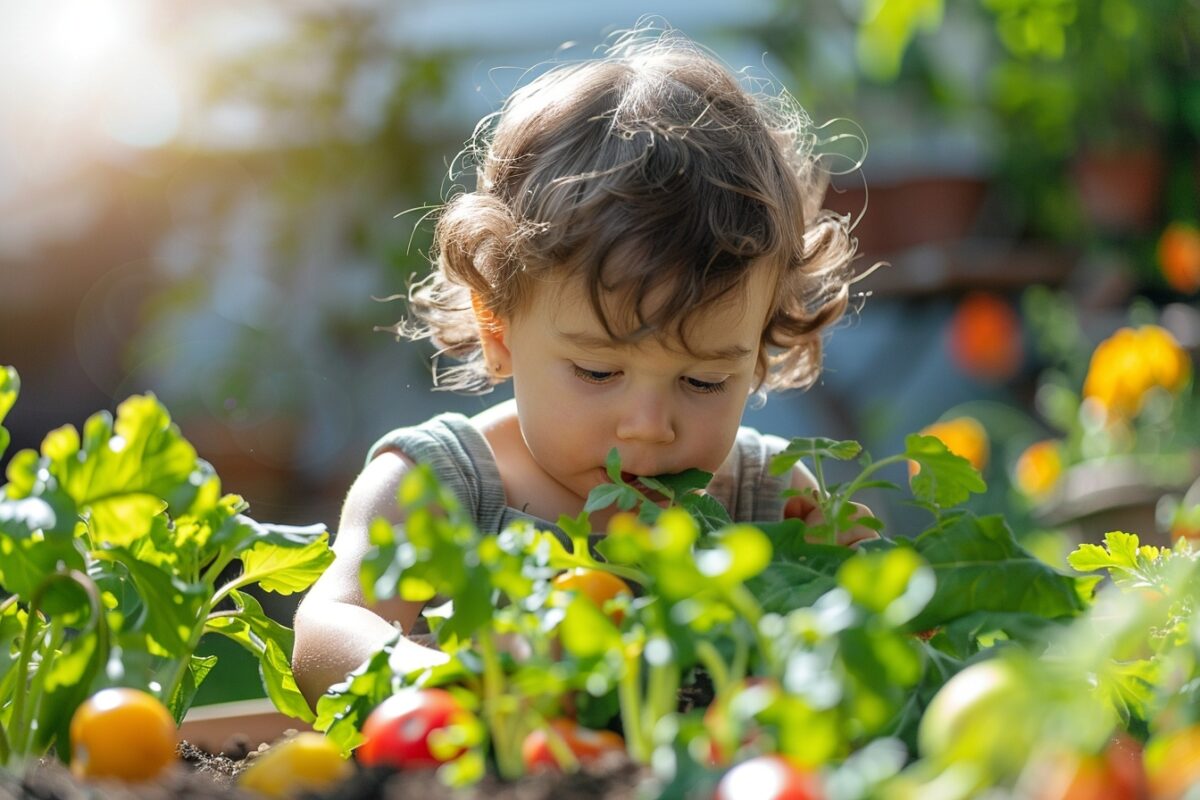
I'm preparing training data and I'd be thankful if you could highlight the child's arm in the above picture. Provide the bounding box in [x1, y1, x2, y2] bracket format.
[292, 450, 450, 710]
[781, 462, 879, 547]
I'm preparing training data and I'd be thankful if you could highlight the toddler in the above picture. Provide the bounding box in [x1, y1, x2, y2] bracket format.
[293, 24, 875, 708]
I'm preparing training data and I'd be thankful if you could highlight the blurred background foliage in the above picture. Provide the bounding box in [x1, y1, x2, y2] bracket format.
[2, 0, 1199, 647]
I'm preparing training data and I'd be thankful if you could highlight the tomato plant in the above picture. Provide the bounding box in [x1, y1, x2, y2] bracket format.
[357, 688, 474, 769]
[238, 732, 352, 798]
[68, 687, 176, 782]
[521, 718, 624, 772]
[0, 366, 333, 771]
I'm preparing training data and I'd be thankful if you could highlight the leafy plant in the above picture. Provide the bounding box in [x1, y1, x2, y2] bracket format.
[313, 426, 1090, 793]
[0, 367, 334, 768]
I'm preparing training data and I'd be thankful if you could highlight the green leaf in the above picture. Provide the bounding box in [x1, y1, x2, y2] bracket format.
[207, 590, 314, 723]
[33, 628, 103, 753]
[560, 595, 621, 659]
[584, 483, 626, 514]
[770, 437, 863, 477]
[1067, 531, 1152, 574]
[907, 514, 1088, 631]
[107, 549, 208, 655]
[236, 529, 334, 595]
[0, 366, 18, 424]
[839, 548, 934, 625]
[314, 635, 404, 754]
[643, 468, 712, 495]
[696, 525, 772, 587]
[905, 434, 986, 508]
[0, 366, 18, 460]
[678, 492, 733, 535]
[44, 396, 199, 546]
[167, 654, 218, 723]
[605, 448, 623, 483]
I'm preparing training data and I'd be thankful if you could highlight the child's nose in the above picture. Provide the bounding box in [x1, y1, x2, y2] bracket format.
[615, 393, 676, 445]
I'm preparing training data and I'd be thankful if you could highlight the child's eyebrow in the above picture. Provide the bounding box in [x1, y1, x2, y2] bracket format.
[556, 329, 754, 362]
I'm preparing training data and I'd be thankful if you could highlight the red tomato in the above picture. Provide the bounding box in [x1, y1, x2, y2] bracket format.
[714, 755, 823, 800]
[1035, 737, 1146, 800]
[552, 568, 632, 624]
[357, 688, 469, 769]
[522, 718, 625, 772]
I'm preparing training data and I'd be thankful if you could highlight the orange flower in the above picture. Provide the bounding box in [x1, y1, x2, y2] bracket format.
[1013, 440, 1064, 499]
[948, 292, 1023, 382]
[1082, 325, 1192, 419]
[910, 417, 989, 476]
[1158, 222, 1200, 295]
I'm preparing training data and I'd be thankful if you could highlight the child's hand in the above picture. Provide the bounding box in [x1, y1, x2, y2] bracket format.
[784, 489, 880, 547]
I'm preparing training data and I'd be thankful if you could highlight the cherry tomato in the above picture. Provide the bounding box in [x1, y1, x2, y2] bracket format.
[521, 718, 625, 772]
[552, 568, 632, 624]
[238, 732, 352, 798]
[918, 657, 1041, 779]
[357, 688, 470, 769]
[714, 755, 823, 800]
[69, 687, 178, 782]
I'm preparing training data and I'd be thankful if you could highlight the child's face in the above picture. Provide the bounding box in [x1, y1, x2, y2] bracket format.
[485, 267, 776, 506]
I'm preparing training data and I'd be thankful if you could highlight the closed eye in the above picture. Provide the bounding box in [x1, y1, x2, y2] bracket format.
[572, 365, 617, 384]
[684, 377, 728, 394]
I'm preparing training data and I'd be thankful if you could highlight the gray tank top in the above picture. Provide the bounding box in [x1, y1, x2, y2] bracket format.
[365, 412, 791, 542]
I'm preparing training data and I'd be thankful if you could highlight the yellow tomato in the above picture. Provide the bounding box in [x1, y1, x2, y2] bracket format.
[238, 732, 352, 798]
[1014, 440, 1064, 499]
[70, 687, 178, 782]
[909, 416, 989, 477]
[552, 568, 633, 625]
[1083, 325, 1190, 419]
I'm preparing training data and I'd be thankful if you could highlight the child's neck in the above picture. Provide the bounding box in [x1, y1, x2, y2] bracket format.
[472, 399, 597, 526]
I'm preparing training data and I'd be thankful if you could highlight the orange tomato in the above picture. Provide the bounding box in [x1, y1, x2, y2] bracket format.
[948, 292, 1023, 382]
[521, 719, 625, 772]
[1145, 725, 1200, 799]
[552, 568, 632, 625]
[909, 416, 989, 477]
[1158, 222, 1200, 294]
[1014, 440, 1064, 499]
[69, 687, 178, 782]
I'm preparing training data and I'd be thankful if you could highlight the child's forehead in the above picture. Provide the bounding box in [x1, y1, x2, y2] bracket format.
[528, 267, 774, 354]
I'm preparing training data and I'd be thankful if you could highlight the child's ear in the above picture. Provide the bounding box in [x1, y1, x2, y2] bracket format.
[471, 292, 512, 379]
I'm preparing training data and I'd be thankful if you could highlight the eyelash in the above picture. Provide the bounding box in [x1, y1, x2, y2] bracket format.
[571, 366, 728, 394]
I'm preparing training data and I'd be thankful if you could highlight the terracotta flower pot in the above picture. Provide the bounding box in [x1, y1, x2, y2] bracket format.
[1071, 149, 1165, 234]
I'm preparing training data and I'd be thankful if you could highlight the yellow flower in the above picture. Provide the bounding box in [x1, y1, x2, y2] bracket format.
[910, 417, 989, 476]
[1014, 440, 1064, 499]
[1082, 325, 1191, 418]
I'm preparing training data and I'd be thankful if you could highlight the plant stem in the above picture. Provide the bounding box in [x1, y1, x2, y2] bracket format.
[695, 641, 731, 696]
[830, 453, 908, 540]
[8, 569, 106, 760]
[476, 631, 523, 779]
[618, 646, 647, 762]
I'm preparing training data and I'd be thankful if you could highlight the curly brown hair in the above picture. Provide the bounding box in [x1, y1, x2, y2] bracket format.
[393, 24, 859, 394]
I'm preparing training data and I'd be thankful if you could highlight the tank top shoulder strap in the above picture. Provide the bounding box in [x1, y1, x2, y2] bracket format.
[365, 413, 509, 534]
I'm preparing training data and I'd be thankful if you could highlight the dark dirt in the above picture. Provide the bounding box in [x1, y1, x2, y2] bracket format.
[2, 672, 712, 800]
[4, 744, 648, 800]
